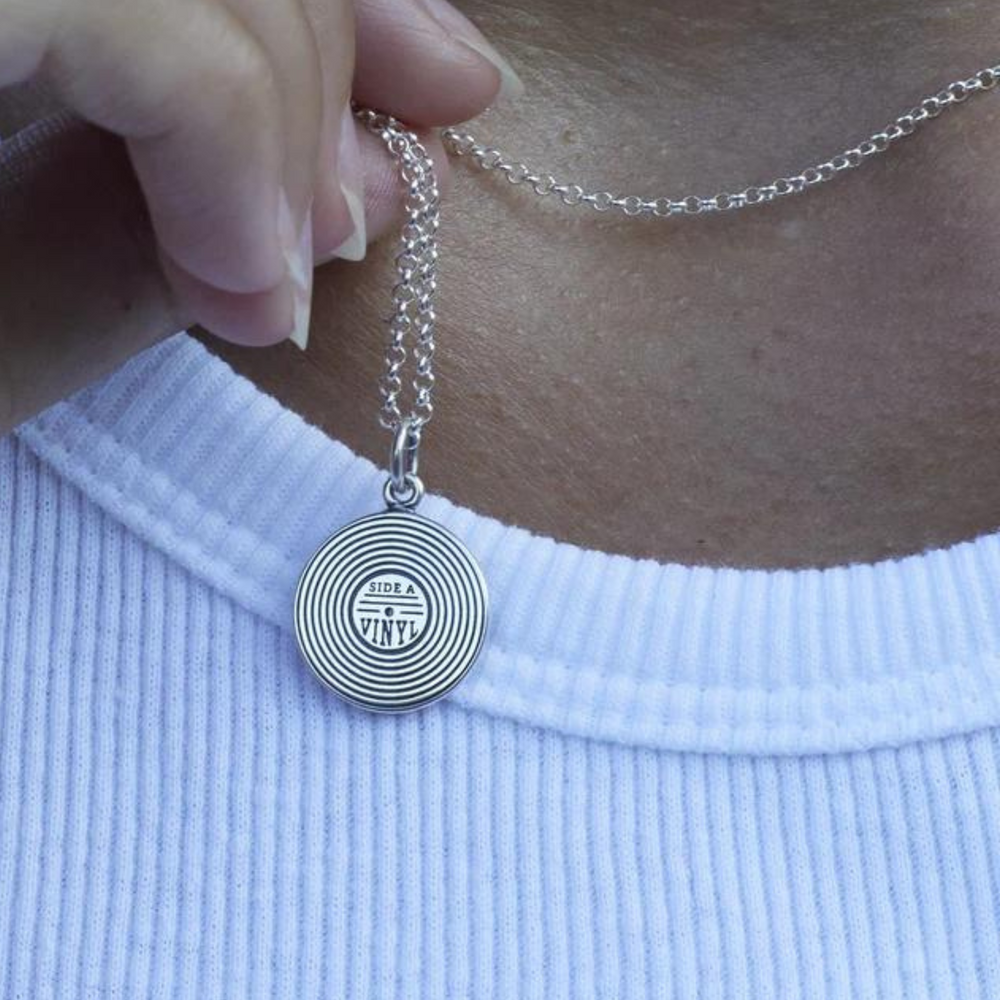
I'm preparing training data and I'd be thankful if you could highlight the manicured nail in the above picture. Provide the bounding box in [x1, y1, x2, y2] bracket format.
[419, 0, 524, 103]
[279, 193, 314, 350]
[319, 105, 366, 264]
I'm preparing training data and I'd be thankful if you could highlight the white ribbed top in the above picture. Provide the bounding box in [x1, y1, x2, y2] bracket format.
[5, 332, 1000, 999]
[15, 332, 1000, 753]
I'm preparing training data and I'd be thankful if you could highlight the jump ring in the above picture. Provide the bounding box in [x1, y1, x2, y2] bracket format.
[389, 418, 421, 495]
[384, 473, 425, 510]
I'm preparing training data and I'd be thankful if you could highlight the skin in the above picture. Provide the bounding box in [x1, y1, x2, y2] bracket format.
[0, 0, 510, 422]
[3, 0, 999, 569]
[204, 0, 1000, 568]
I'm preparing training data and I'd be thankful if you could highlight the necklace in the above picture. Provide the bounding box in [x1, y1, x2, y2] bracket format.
[293, 64, 998, 713]
[294, 113, 488, 713]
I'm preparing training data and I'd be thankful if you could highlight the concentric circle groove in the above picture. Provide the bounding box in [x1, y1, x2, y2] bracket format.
[294, 510, 489, 712]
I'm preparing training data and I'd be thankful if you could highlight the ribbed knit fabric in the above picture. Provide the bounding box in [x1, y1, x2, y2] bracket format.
[3, 332, 1000, 998]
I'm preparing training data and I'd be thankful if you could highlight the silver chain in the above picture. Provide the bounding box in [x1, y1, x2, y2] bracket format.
[442, 64, 1000, 217]
[357, 64, 999, 493]
[357, 109, 441, 440]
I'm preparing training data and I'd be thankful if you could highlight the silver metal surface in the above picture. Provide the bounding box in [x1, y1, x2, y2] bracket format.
[388, 418, 422, 507]
[442, 64, 1000, 218]
[383, 473, 424, 511]
[294, 510, 489, 713]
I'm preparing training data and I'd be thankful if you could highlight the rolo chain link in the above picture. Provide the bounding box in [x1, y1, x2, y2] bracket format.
[356, 108, 441, 440]
[441, 64, 1000, 218]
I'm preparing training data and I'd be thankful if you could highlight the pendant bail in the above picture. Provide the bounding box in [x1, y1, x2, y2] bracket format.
[385, 418, 424, 510]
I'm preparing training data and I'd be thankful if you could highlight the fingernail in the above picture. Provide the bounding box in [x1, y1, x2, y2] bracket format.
[419, 0, 524, 103]
[279, 193, 314, 350]
[319, 106, 367, 264]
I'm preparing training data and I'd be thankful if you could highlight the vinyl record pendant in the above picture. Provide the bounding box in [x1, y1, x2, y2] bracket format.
[294, 503, 488, 713]
[293, 114, 489, 711]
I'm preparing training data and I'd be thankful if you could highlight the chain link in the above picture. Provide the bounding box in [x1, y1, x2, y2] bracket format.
[442, 64, 1000, 218]
[356, 109, 441, 435]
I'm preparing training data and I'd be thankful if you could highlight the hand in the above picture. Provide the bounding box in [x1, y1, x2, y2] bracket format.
[0, 0, 520, 429]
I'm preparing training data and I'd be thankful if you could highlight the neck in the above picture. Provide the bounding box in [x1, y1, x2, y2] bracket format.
[204, 0, 1000, 568]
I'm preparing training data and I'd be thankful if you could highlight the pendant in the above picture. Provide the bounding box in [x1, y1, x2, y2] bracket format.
[293, 434, 489, 712]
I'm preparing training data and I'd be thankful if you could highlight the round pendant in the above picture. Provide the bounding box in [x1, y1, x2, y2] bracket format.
[294, 509, 489, 712]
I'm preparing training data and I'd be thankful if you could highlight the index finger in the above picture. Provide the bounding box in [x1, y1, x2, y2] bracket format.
[352, 0, 523, 126]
